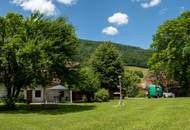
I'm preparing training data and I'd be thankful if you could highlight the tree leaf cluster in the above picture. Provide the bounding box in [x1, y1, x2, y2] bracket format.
[148, 11, 190, 95]
[0, 12, 78, 108]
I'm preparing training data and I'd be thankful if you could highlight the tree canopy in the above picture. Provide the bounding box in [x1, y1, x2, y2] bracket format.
[89, 42, 124, 93]
[0, 12, 78, 108]
[78, 67, 100, 101]
[148, 11, 190, 95]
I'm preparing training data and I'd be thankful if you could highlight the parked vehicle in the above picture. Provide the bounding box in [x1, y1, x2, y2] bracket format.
[147, 84, 163, 98]
[163, 92, 175, 98]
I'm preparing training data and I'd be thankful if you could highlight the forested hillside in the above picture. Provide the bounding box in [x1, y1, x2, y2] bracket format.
[78, 39, 152, 68]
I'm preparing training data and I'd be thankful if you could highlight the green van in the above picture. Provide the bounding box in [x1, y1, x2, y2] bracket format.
[148, 84, 163, 98]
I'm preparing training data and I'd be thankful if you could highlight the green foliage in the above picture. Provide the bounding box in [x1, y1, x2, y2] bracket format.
[0, 12, 35, 108]
[94, 88, 109, 102]
[148, 11, 190, 95]
[79, 67, 100, 92]
[78, 67, 100, 101]
[2, 97, 17, 109]
[89, 42, 124, 92]
[82, 95, 87, 102]
[78, 39, 152, 68]
[123, 70, 141, 97]
[16, 93, 25, 103]
[136, 91, 146, 98]
[0, 12, 78, 108]
[133, 70, 144, 79]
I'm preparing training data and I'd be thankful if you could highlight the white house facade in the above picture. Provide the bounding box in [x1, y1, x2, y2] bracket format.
[24, 85, 70, 103]
[0, 83, 7, 99]
[0, 83, 82, 103]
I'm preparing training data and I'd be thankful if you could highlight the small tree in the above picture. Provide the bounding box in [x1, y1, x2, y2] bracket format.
[123, 70, 141, 97]
[79, 67, 100, 102]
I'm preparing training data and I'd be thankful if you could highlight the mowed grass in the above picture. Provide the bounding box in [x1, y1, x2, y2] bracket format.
[0, 98, 190, 130]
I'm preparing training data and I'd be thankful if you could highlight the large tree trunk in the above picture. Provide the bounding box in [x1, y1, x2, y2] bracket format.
[5, 85, 21, 110]
[5, 91, 16, 110]
[4, 97, 16, 110]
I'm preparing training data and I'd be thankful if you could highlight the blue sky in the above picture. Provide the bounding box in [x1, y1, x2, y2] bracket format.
[0, 0, 190, 48]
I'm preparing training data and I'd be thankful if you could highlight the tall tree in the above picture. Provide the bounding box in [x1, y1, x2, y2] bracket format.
[0, 12, 79, 108]
[148, 11, 190, 95]
[89, 42, 124, 94]
[0, 13, 36, 108]
[44, 17, 79, 103]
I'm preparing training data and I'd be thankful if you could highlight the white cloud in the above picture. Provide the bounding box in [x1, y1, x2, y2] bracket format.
[141, 0, 161, 8]
[102, 26, 119, 36]
[57, 0, 77, 5]
[108, 12, 129, 25]
[12, 0, 56, 16]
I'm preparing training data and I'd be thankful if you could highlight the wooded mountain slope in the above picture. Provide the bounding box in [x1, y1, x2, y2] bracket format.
[78, 39, 152, 68]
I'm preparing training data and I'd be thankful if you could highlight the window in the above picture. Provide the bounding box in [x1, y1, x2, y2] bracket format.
[35, 90, 41, 98]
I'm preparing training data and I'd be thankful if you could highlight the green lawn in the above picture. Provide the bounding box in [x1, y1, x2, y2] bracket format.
[0, 98, 190, 130]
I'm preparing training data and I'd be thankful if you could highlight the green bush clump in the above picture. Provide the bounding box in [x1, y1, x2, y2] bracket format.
[82, 95, 88, 102]
[134, 70, 144, 78]
[136, 91, 146, 98]
[94, 89, 109, 102]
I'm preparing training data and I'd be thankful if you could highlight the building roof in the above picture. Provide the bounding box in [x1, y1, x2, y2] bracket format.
[48, 85, 66, 90]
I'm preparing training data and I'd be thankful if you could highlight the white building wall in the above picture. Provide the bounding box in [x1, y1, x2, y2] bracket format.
[24, 86, 44, 103]
[32, 86, 44, 103]
[46, 90, 59, 102]
[0, 84, 69, 102]
[64, 90, 70, 101]
[24, 86, 69, 103]
[46, 89, 70, 102]
[0, 83, 7, 98]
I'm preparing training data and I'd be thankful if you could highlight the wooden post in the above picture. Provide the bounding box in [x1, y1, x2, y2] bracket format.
[70, 90, 73, 103]
[118, 75, 123, 107]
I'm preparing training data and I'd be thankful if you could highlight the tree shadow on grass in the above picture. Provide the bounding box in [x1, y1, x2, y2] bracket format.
[0, 104, 96, 115]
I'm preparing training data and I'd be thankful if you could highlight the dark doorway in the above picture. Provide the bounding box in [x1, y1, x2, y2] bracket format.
[27, 90, 32, 103]
[72, 91, 83, 101]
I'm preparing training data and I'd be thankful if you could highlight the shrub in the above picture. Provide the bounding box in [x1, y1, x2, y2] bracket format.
[134, 70, 144, 78]
[94, 89, 109, 102]
[123, 70, 141, 97]
[2, 97, 17, 109]
[16, 93, 25, 103]
[82, 95, 87, 102]
[136, 91, 146, 98]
